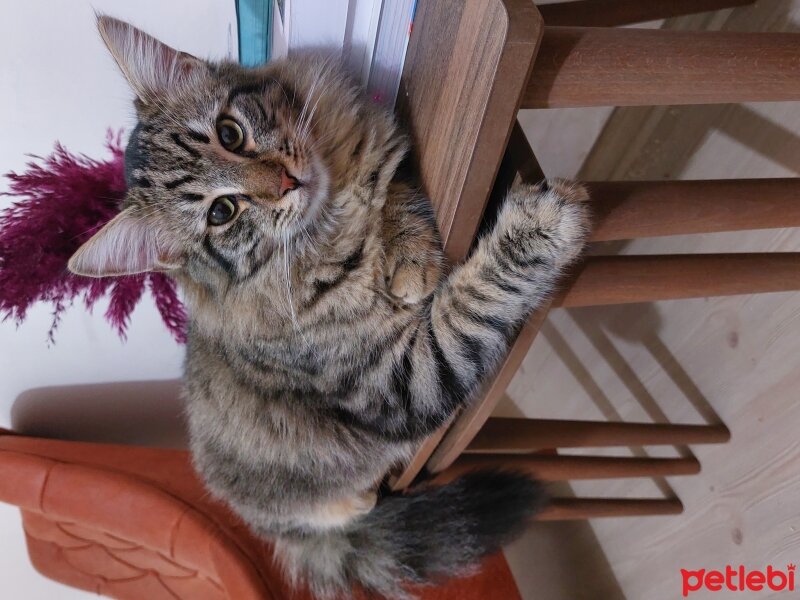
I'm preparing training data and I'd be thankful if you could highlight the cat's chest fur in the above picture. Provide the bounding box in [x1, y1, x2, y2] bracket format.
[183, 295, 415, 511]
[182, 214, 417, 500]
[190, 238, 411, 401]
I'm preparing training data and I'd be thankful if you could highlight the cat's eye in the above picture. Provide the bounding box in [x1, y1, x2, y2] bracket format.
[217, 118, 245, 152]
[208, 196, 238, 226]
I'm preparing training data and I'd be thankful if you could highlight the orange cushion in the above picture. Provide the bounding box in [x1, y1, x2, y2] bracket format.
[0, 433, 522, 599]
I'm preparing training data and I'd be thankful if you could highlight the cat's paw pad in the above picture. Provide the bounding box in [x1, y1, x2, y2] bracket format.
[387, 260, 440, 306]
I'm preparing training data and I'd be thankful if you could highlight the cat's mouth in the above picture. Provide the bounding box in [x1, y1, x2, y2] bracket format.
[248, 155, 328, 237]
[243, 162, 310, 208]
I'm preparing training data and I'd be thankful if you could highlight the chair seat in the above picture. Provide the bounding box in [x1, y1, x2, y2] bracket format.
[0, 431, 522, 600]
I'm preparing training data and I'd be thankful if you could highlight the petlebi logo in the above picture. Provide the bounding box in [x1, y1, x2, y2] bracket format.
[681, 564, 796, 596]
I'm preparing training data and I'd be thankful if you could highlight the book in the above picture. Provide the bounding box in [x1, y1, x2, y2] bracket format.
[236, 0, 272, 65]
[364, 0, 416, 107]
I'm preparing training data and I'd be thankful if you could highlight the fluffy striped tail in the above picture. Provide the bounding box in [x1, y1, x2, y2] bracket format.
[275, 470, 547, 599]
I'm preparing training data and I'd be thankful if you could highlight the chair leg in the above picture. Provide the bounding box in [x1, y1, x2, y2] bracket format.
[432, 454, 701, 484]
[555, 254, 800, 308]
[538, 0, 754, 28]
[525, 27, 800, 108]
[588, 179, 800, 241]
[466, 418, 730, 453]
[538, 497, 684, 520]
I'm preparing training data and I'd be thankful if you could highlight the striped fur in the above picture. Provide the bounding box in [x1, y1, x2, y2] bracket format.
[73, 16, 591, 600]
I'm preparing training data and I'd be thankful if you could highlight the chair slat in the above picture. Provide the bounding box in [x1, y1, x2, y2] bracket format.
[556, 254, 800, 308]
[588, 179, 800, 241]
[466, 418, 730, 452]
[538, 497, 684, 520]
[525, 27, 800, 108]
[432, 454, 701, 484]
[538, 0, 753, 28]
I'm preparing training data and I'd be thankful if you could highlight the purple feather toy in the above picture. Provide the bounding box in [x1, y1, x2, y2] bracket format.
[0, 131, 187, 343]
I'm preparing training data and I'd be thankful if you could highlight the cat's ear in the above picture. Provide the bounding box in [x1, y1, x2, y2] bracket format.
[96, 15, 203, 102]
[68, 207, 182, 278]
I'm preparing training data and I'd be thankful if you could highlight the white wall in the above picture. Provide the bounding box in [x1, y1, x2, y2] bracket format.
[289, 0, 350, 50]
[0, 1, 235, 597]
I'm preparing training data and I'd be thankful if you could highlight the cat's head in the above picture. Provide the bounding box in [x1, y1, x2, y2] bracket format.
[69, 16, 396, 281]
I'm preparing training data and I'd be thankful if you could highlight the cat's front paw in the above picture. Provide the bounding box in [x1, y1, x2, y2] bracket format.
[385, 258, 441, 306]
[502, 178, 591, 267]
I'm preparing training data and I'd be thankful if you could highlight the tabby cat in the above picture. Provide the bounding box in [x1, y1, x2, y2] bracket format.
[69, 16, 590, 599]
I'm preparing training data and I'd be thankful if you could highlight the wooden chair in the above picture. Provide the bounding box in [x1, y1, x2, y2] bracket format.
[391, 0, 800, 519]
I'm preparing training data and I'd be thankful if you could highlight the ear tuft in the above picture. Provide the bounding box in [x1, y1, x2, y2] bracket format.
[68, 207, 182, 278]
[96, 15, 202, 102]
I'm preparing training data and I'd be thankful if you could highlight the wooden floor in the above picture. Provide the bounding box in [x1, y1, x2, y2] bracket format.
[504, 2, 800, 598]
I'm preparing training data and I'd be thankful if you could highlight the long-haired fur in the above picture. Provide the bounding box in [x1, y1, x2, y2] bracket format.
[70, 16, 591, 599]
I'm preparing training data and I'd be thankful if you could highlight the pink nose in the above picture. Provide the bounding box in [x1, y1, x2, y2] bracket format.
[280, 167, 300, 197]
